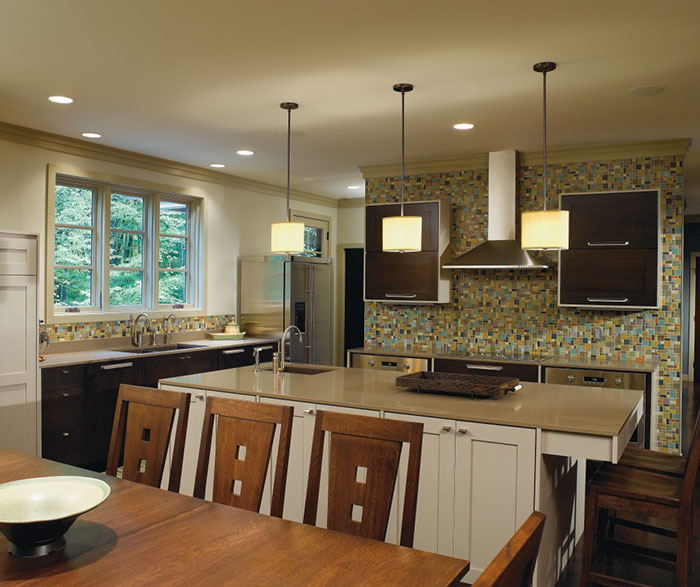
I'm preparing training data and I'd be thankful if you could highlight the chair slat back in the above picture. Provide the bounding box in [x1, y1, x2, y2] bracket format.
[106, 384, 190, 492]
[472, 511, 546, 587]
[193, 396, 293, 517]
[303, 410, 423, 547]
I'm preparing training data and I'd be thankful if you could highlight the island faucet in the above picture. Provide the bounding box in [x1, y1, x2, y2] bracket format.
[279, 325, 303, 373]
[131, 313, 154, 347]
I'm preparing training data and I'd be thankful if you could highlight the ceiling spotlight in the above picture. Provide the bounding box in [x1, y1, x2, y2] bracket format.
[453, 123, 475, 130]
[346, 185, 361, 190]
[236, 149, 254, 156]
[628, 85, 666, 97]
[48, 95, 74, 104]
[81, 132, 102, 139]
[209, 163, 226, 168]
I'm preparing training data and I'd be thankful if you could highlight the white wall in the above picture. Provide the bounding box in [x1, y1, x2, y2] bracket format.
[337, 205, 364, 245]
[0, 138, 337, 321]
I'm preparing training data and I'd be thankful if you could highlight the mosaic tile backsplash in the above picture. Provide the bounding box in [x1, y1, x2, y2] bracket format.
[366, 155, 683, 453]
[47, 314, 233, 343]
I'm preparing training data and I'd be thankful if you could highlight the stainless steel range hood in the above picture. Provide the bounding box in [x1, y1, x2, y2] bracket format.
[442, 150, 547, 270]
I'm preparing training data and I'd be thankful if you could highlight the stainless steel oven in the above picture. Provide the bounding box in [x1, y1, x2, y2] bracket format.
[545, 367, 647, 447]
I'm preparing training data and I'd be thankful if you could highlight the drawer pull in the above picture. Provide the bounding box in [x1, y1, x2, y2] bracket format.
[61, 392, 70, 398]
[61, 369, 69, 374]
[441, 426, 452, 432]
[100, 362, 134, 370]
[222, 349, 245, 355]
[466, 364, 503, 371]
[304, 409, 315, 415]
[457, 428, 468, 435]
[586, 297, 629, 303]
[179, 356, 192, 360]
[586, 241, 629, 247]
[195, 394, 205, 401]
[385, 293, 417, 299]
[62, 432, 70, 437]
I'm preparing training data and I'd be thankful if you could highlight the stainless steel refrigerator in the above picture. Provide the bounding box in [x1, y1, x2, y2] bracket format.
[239, 256, 333, 365]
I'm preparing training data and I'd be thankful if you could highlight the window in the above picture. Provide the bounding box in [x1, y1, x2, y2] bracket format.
[290, 210, 330, 258]
[49, 173, 203, 318]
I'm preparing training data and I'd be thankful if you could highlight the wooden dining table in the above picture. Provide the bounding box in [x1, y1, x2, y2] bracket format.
[0, 450, 469, 585]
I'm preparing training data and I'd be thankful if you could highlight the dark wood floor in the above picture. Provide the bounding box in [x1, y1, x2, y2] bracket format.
[555, 381, 700, 587]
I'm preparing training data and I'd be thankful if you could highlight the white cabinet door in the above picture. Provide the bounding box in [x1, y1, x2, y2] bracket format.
[0, 274, 37, 455]
[259, 397, 315, 522]
[384, 412, 455, 556]
[454, 421, 536, 584]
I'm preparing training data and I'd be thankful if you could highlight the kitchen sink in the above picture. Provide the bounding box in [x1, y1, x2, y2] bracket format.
[263, 364, 335, 375]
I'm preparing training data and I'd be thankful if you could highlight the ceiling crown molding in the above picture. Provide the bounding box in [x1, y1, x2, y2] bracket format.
[359, 138, 691, 179]
[0, 120, 338, 209]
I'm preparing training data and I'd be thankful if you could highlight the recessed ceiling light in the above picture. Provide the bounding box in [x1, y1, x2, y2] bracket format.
[453, 123, 475, 130]
[236, 149, 254, 156]
[628, 85, 666, 97]
[346, 185, 361, 190]
[48, 95, 74, 104]
[81, 132, 102, 139]
[209, 163, 226, 168]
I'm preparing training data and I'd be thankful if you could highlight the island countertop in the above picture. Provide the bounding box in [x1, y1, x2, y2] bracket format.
[161, 365, 643, 437]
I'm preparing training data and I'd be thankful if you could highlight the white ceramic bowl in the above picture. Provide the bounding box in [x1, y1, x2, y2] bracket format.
[0, 476, 111, 557]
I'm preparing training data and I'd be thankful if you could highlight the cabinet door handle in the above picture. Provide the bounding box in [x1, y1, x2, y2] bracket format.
[586, 241, 629, 247]
[441, 425, 452, 432]
[385, 293, 417, 299]
[586, 297, 629, 303]
[61, 369, 70, 374]
[466, 364, 503, 371]
[222, 349, 245, 355]
[61, 392, 70, 398]
[304, 409, 315, 415]
[100, 362, 134, 370]
[457, 428, 468, 435]
[179, 355, 192, 360]
[195, 394, 205, 401]
[62, 432, 70, 437]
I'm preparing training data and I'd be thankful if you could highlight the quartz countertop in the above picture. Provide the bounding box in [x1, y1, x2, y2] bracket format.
[348, 346, 659, 372]
[161, 365, 643, 437]
[40, 337, 277, 368]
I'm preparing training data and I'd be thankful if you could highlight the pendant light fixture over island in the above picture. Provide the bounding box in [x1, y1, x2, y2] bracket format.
[382, 83, 422, 253]
[270, 102, 305, 254]
[521, 62, 569, 251]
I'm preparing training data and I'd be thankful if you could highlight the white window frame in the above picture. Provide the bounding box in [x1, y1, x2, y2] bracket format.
[46, 165, 205, 323]
[290, 209, 331, 259]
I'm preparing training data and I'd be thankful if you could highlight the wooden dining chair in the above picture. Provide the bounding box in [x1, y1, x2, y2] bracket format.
[193, 396, 293, 517]
[303, 410, 423, 547]
[472, 511, 546, 587]
[106, 384, 190, 492]
[580, 410, 700, 587]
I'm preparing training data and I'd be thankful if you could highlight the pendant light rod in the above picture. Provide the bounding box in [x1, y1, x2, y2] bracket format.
[533, 62, 556, 212]
[280, 101, 299, 222]
[393, 83, 413, 217]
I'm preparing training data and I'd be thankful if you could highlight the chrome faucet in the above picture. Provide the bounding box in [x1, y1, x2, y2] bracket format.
[165, 314, 177, 344]
[253, 345, 274, 373]
[131, 313, 154, 347]
[279, 325, 303, 373]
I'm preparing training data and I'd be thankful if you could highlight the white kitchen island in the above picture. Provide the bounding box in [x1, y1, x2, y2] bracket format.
[160, 364, 643, 586]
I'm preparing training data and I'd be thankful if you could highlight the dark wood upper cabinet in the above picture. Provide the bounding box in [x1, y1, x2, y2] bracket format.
[365, 200, 450, 303]
[366, 202, 440, 253]
[559, 190, 659, 309]
[562, 191, 658, 250]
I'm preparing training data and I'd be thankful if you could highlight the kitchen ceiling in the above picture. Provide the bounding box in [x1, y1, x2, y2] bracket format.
[1, 0, 698, 203]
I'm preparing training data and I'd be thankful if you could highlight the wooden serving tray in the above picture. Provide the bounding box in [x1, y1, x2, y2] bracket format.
[395, 371, 521, 399]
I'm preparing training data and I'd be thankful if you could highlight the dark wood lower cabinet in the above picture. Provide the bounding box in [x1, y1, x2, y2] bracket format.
[42, 344, 268, 470]
[433, 358, 539, 382]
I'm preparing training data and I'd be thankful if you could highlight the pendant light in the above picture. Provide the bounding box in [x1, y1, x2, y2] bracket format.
[521, 62, 569, 250]
[271, 102, 305, 254]
[382, 83, 422, 253]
